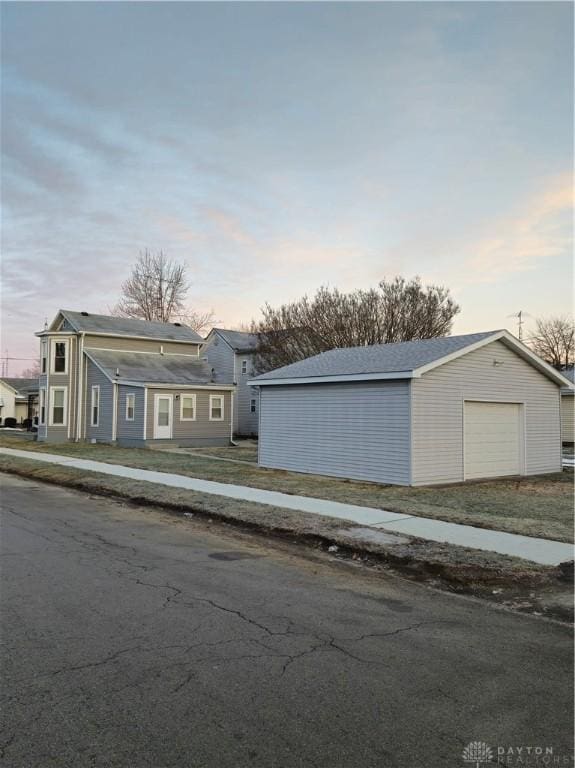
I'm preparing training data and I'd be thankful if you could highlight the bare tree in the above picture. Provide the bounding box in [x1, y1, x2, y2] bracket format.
[114, 250, 188, 322]
[529, 316, 574, 369]
[176, 308, 215, 335]
[253, 276, 460, 372]
[20, 362, 41, 378]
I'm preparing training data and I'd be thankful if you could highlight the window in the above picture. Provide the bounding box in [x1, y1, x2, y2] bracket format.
[41, 341, 47, 374]
[209, 395, 224, 421]
[49, 387, 67, 426]
[39, 388, 46, 425]
[125, 393, 135, 421]
[250, 399, 257, 413]
[241, 360, 248, 375]
[180, 394, 196, 421]
[91, 385, 100, 427]
[51, 340, 68, 374]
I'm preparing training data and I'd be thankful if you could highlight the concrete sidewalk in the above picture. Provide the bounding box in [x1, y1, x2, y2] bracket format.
[1, 446, 573, 566]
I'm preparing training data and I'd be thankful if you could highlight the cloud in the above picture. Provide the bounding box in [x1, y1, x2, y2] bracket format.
[464, 174, 573, 282]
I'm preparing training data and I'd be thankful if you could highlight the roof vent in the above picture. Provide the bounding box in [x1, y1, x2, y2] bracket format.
[173, 322, 182, 327]
[81, 311, 89, 316]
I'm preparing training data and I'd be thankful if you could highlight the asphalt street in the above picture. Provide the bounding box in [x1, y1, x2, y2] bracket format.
[1, 473, 573, 768]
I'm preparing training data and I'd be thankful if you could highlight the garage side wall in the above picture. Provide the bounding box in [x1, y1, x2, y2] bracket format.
[258, 381, 411, 485]
[410, 340, 561, 485]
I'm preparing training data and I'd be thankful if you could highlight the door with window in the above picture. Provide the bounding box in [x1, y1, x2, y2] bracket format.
[153, 395, 173, 439]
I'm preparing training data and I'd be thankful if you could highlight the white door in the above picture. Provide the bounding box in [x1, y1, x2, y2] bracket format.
[464, 401, 522, 480]
[153, 395, 173, 439]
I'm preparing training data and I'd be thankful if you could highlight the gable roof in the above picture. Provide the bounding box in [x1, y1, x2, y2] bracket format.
[42, 310, 204, 343]
[0, 378, 38, 397]
[208, 328, 259, 353]
[561, 366, 575, 395]
[249, 330, 572, 388]
[85, 350, 217, 387]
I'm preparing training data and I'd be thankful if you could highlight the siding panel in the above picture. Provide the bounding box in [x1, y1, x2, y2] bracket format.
[561, 396, 574, 443]
[145, 388, 232, 446]
[117, 385, 145, 443]
[84, 336, 200, 356]
[258, 381, 411, 485]
[411, 340, 561, 484]
[84, 361, 114, 442]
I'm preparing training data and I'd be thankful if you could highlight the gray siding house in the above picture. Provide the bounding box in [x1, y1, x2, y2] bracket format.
[560, 367, 574, 444]
[249, 330, 571, 486]
[203, 328, 259, 436]
[36, 310, 233, 447]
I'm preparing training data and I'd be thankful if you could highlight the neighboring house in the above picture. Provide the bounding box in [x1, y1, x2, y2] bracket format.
[560, 366, 574, 444]
[36, 310, 234, 447]
[202, 328, 260, 436]
[249, 330, 570, 486]
[0, 378, 38, 423]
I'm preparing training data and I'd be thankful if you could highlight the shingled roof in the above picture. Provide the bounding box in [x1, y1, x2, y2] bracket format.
[249, 330, 571, 388]
[53, 310, 204, 343]
[86, 350, 216, 386]
[211, 329, 259, 353]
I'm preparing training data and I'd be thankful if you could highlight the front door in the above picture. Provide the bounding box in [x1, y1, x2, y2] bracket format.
[153, 395, 173, 439]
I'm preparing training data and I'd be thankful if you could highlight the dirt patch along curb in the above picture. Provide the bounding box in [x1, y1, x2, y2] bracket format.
[1, 455, 572, 623]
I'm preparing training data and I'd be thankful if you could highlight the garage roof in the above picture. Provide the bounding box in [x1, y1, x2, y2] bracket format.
[249, 330, 572, 388]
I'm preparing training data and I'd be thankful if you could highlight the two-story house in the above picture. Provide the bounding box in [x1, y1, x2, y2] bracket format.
[36, 310, 234, 446]
[202, 328, 259, 437]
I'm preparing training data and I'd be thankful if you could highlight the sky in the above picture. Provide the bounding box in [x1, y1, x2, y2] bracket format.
[1, 1, 573, 375]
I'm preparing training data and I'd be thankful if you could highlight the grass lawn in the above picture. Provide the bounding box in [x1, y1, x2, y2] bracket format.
[0, 433, 573, 542]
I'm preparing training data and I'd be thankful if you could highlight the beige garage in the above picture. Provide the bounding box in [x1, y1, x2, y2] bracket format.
[464, 401, 523, 480]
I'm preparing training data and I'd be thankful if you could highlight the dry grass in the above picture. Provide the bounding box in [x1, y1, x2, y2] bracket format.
[1, 433, 573, 542]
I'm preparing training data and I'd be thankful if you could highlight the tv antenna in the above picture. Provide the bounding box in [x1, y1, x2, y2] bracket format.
[507, 310, 531, 341]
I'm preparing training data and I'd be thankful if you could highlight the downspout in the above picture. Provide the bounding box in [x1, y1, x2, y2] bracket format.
[230, 388, 237, 446]
[112, 381, 118, 442]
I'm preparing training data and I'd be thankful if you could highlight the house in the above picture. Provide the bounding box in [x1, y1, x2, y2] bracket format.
[0, 378, 39, 424]
[560, 367, 574, 444]
[249, 330, 571, 486]
[202, 328, 260, 436]
[36, 310, 234, 446]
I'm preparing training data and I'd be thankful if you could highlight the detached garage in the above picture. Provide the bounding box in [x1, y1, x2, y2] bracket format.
[249, 330, 571, 486]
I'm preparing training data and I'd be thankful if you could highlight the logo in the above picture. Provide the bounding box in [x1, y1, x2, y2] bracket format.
[463, 742, 494, 767]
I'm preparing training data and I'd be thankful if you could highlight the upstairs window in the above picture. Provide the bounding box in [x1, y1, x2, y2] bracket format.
[250, 399, 257, 413]
[91, 386, 100, 427]
[126, 393, 135, 421]
[181, 394, 196, 421]
[209, 395, 224, 421]
[241, 360, 249, 375]
[52, 340, 68, 374]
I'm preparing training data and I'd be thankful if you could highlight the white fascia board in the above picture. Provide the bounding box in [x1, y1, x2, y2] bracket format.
[248, 370, 414, 386]
[119, 380, 236, 391]
[35, 331, 76, 338]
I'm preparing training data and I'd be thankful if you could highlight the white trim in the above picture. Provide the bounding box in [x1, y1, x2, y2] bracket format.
[49, 386, 67, 426]
[153, 394, 173, 439]
[50, 338, 69, 375]
[90, 385, 100, 427]
[125, 393, 136, 421]
[83, 346, 200, 357]
[76, 335, 84, 441]
[248, 371, 414, 386]
[118, 380, 235, 391]
[143, 389, 148, 440]
[180, 393, 197, 421]
[112, 382, 118, 440]
[209, 394, 225, 421]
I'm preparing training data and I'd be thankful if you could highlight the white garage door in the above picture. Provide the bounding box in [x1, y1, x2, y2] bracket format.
[464, 402, 522, 480]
